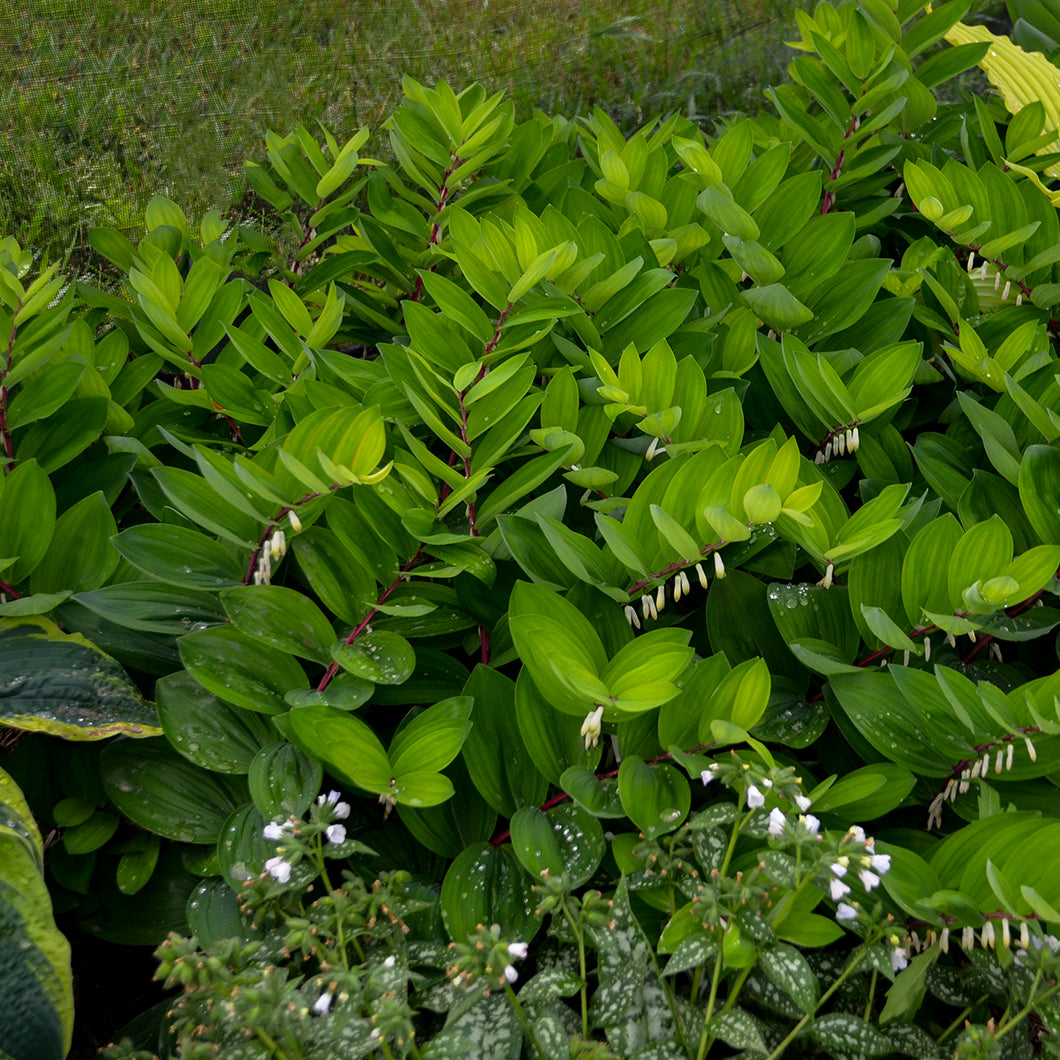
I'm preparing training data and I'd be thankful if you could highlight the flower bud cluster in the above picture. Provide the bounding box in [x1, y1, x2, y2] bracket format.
[446, 923, 529, 994]
[259, 789, 353, 886]
[253, 529, 287, 585]
[927, 734, 1037, 830]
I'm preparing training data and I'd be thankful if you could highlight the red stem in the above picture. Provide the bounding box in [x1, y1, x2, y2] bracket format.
[317, 548, 424, 692]
[627, 539, 727, 598]
[821, 115, 859, 215]
[410, 154, 464, 302]
[0, 579, 21, 599]
[1, 307, 20, 470]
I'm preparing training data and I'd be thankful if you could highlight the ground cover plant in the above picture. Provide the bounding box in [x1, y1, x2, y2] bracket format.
[0, 0, 800, 272]
[5, 0, 1060, 1056]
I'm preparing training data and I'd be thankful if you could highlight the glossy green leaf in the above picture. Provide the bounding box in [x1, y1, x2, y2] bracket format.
[157, 670, 274, 774]
[0, 616, 160, 738]
[179, 626, 309, 714]
[440, 841, 540, 944]
[101, 738, 248, 843]
[617, 757, 690, 839]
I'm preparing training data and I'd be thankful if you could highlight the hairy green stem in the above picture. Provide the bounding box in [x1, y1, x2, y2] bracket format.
[503, 979, 548, 1060]
[562, 903, 590, 1040]
[695, 949, 725, 1060]
[763, 945, 873, 1060]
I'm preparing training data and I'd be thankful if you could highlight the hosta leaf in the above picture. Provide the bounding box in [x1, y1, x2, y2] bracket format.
[0, 617, 160, 739]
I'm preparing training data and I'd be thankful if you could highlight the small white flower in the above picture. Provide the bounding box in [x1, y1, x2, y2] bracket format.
[1021, 922, 1031, 949]
[313, 992, 332, 1015]
[696, 562, 709, 588]
[939, 928, 949, 954]
[794, 795, 812, 812]
[981, 921, 996, 949]
[384, 955, 396, 968]
[624, 604, 641, 630]
[701, 764, 718, 785]
[714, 552, 726, 579]
[846, 825, 866, 844]
[655, 583, 666, 613]
[1026, 736, 1038, 762]
[289, 510, 303, 533]
[891, 946, 908, 973]
[263, 822, 286, 841]
[580, 706, 605, 750]
[326, 824, 347, 845]
[1007, 742, 1015, 771]
[507, 941, 529, 960]
[333, 801, 350, 820]
[761, 778, 773, 788]
[830, 878, 851, 900]
[746, 784, 765, 809]
[503, 964, 519, 984]
[870, 853, 891, 874]
[831, 858, 848, 877]
[767, 807, 787, 836]
[836, 902, 858, 922]
[818, 562, 834, 589]
[962, 925, 976, 951]
[318, 790, 341, 807]
[1001, 917, 1011, 949]
[859, 869, 881, 891]
[265, 856, 292, 883]
[800, 814, 820, 835]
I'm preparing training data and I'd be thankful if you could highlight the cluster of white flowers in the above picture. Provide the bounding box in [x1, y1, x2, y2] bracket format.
[822, 827, 891, 910]
[261, 790, 351, 884]
[253, 529, 287, 585]
[503, 941, 528, 984]
[887, 918, 1050, 969]
[967, 252, 1024, 306]
[927, 735, 1036, 830]
[814, 426, 860, 465]
[623, 556, 725, 629]
[580, 706, 605, 750]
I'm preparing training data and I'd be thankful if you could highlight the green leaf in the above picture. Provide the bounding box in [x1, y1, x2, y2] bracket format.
[1020, 444, 1060, 544]
[0, 765, 73, 1060]
[509, 801, 605, 887]
[247, 741, 323, 818]
[462, 666, 548, 816]
[0, 459, 55, 584]
[221, 585, 335, 664]
[331, 630, 415, 684]
[101, 738, 248, 843]
[0, 617, 160, 739]
[515, 671, 601, 787]
[810, 1014, 891, 1057]
[73, 582, 225, 635]
[880, 947, 938, 1024]
[389, 696, 472, 775]
[284, 705, 393, 796]
[440, 841, 540, 944]
[758, 943, 819, 1015]
[617, 757, 690, 839]
[157, 670, 274, 774]
[111, 524, 246, 588]
[179, 626, 309, 714]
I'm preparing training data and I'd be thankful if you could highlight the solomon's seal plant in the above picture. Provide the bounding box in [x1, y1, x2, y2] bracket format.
[5, 0, 1060, 1056]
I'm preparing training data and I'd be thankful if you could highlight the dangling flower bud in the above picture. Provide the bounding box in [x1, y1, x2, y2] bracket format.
[714, 552, 726, 579]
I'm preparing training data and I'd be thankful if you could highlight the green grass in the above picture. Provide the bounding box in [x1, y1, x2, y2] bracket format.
[0, 0, 800, 269]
